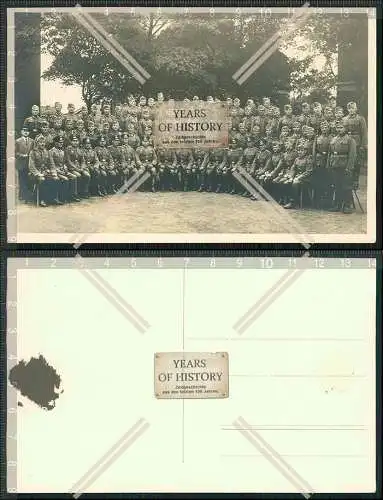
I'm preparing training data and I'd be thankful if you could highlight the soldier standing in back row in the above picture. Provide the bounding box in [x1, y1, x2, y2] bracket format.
[15, 126, 34, 201]
[327, 121, 357, 214]
[23, 105, 43, 139]
[343, 102, 367, 189]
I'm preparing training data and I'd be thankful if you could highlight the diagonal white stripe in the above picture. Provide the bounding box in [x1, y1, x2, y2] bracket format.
[76, 5, 150, 79]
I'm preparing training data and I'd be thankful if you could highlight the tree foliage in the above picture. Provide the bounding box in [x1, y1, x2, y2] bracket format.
[15, 11, 368, 107]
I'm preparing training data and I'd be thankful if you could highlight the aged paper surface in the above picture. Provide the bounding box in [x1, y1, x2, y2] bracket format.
[7, 7, 377, 244]
[7, 257, 376, 493]
[154, 352, 229, 399]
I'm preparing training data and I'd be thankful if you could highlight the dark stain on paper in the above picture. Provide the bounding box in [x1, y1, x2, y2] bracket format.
[9, 355, 63, 411]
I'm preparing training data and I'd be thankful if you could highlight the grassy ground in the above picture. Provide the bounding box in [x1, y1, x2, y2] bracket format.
[16, 176, 367, 235]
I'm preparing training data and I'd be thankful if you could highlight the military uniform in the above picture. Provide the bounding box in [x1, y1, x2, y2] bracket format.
[205, 147, 226, 193]
[284, 153, 314, 209]
[258, 150, 283, 199]
[191, 148, 209, 192]
[155, 148, 176, 191]
[327, 134, 357, 212]
[271, 148, 297, 204]
[49, 144, 77, 202]
[230, 106, 244, 129]
[135, 144, 158, 192]
[120, 143, 138, 182]
[176, 149, 193, 191]
[312, 132, 333, 207]
[23, 115, 43, 139]
[108, 143, 126, 191]
[226, 146, 243, 194]
[15, 134, 34, 201]
[343, 112, 367, 187]
[82, 146, 102, 196]
[64, 144, 90, 197]
[94, 145, 115, 194]
[28, 146, 60, 205]
[252, 115, 268, 135]
[125, 133, 141, 149]
[253, 148, 272, 179]
[278, 114, 294, 134]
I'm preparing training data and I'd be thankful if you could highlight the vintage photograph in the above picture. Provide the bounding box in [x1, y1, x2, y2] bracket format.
[7, 7, 376, 243]
[6, 257, 377, 493]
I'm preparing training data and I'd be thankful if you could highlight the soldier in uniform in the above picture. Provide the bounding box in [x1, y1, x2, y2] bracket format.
[157, 92, 165, 105]
[226, 137, 244, 195]
[108, 120, 122, 145]
[108, 135, 127, 192]
[74, 119, 88, 144]
[240, 136, 259, 197]
[95, 136, 114, 195]
[279, 125, 291, 151]
[251, 124, 262, 148]
[242, 106, 255, 133]
[308, 102, 323, 134]
[100, 122, 111, 144]
[86, 120, 100, 148]
[297, 102, 311, 127]
[100, 104, 115, 127]
[39, 120, 55, 150]
[192, 147, 209, 192]
[289, 121, 303, 148]
[64, 103, 78, 125]
[253, 139, 272, 181]
[312, 120, 333, 208]
[64, 134, 90, 198]
[343, 101, 367, 189]
[88, 103, 102, 129]
[79, 106, 89, 124]
[125, 122, 141, 149]
[23, 105, 43, 139]
[265, 106, 280, 137]
[174, 149, 193, 192]
[258, 141, 283, 197]
[327, 121, 357, 214]
[139, 108, 153, 137]
[264, 124, 275, 151]
[253, 104, 268, 136]
[15, 126, 34, 201]
[270, 136, 297, 205]
[230, 98, 244, 129]
[232, 122, 248, 149]
[81, 137, 103, 196]
[120, 132, 138, 185]
[304, 126, 316, 153]
[64, 117, 76, 142]
[135, 136, 158, 192]
[156, 147, 176, 191]
[28, 135, 60, 206]
[49, 135, 78, 202]
[283, 142, 314, 209]
[206, 146, 226, 193]
[49, 102, 64, 127]
[278, 104, 295, 134]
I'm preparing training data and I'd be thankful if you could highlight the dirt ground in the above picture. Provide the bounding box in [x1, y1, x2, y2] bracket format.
[16, 176, 368, 236]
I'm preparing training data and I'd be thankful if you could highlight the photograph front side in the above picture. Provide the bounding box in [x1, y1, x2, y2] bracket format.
[8, 7, 376, 243]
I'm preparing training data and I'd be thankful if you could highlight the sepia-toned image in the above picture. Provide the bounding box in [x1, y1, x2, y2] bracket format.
[6, 257, 376, 493]
[7, 7, 376, 243]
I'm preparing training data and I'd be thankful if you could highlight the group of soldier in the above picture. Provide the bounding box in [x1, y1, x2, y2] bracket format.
[15, 93, 367, 213]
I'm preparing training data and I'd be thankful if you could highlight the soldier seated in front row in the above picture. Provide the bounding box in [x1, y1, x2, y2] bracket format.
[283, 143, 314, 209]
[28, 135, 61, 207]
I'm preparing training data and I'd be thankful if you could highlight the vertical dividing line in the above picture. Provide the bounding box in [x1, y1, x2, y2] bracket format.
[181, 265, 186, 463]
